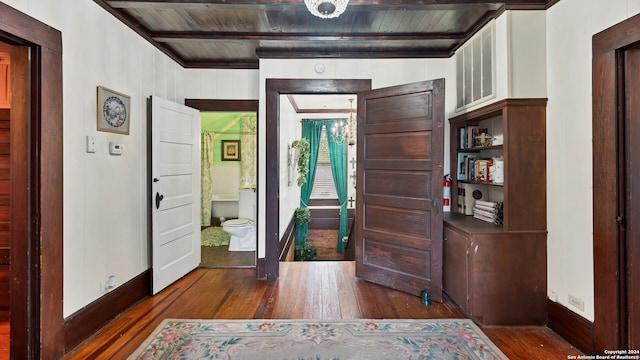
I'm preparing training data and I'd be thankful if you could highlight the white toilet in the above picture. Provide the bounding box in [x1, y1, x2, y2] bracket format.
[223, 189, 256, 251]
[223, 218, 256, 251]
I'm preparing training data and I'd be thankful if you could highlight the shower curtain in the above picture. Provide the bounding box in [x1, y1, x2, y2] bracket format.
[240, 114, 257, 189]
[201, 131, 215, 226]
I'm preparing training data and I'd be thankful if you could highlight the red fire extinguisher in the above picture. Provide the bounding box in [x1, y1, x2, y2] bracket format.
[443, 175, 451, 212]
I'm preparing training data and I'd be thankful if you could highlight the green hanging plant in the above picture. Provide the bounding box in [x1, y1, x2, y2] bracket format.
[295, 207, 312, 226]
[292, 138, 310, 187]
[294, 238, 318, 261]
[292, 138, 314, 261]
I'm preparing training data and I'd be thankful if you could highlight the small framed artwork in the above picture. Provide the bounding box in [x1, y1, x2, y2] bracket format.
[221, 140, 241, 161]
[97, 86, 131, 135]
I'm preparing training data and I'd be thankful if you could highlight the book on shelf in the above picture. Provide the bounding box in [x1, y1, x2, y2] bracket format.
[457, 186, 465, 214]
[457, 125, 489, 149]
[457, 155, 493, 183]
[471, 200, 504, 225]
[457, 127, 466, 150]
[457, 152, 476, 181]
[489, 159, 504, 184]
[474, 159, 492, 183]
[475, 200, 497, 207]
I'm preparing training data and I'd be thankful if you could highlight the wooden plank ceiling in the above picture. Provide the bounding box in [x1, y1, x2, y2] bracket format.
[95, 0, 553, 69]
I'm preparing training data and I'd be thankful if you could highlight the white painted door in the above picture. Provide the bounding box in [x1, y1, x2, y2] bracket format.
[150, 96, 201, 295]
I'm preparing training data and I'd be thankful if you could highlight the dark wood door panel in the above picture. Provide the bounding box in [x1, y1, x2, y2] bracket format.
[363, 204, 431, 241]
[364, 170, 433, 200]
[356, 79, 444, 302]
[364, 87, 433, 123]
[364, 132, 432, 160]
[625, 48, 640, 349]
[443, 226, 468, 312]
[362, 239, 431, 279]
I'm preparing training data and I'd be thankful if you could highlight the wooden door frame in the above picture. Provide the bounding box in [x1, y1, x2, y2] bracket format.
[0, 3, 64, 359]
[263, 79, 371, 280]
[592, 12, 640, 352]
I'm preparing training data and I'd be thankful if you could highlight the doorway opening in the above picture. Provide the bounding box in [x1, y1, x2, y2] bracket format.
[592, 15, 640, 351]
[284, 94, 357, 261]
[0, 40, 10, 360]
[262, 79, 372, 280]
[185, 100, 259, 269]
[200, 111, 257, 268]
[0, 3, 64, 357]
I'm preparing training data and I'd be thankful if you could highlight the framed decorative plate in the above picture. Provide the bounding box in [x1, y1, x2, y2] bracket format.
[97, 86, 131, 135]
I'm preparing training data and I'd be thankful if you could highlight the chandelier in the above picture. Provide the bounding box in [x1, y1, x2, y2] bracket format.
[304, 0, 349, 19]
[331, 98, 356, 146]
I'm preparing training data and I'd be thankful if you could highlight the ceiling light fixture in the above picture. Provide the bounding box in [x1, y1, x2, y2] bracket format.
[331, 98, 356, 146]
[304, 0, 349, 19]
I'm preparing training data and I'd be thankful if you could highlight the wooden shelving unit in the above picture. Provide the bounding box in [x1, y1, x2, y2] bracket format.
[443, 98, 548, 326]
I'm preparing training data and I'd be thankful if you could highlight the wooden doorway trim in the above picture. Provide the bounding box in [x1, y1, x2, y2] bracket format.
[0, 2, 64, 359]
[185, 99, 259, 113]
[592, 12, 640, 352]
[263, 79, 372, 280]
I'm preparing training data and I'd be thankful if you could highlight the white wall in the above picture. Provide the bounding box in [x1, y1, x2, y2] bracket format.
[507, 11, 547, 99]
[279, 95, 302, 236]
[2, 0, 258, 317]
[546, 0, 640, 322]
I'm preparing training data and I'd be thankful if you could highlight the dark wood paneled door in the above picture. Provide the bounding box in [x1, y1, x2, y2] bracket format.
[624, 48, 640, 349]
[355, 80, 444, 301]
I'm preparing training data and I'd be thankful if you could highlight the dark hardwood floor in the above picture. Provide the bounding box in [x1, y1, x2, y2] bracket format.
[200, 245, 256, 268]
[63, 262, 582, 359]
[0, 311, 8, 360]
[308, 229, 344, 260]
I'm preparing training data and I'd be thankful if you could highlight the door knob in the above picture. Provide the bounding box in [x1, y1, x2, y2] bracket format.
[155, 192, 164, 209]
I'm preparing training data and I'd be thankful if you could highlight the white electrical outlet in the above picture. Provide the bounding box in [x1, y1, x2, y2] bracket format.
[104, 275, 115, 292]
[568, 294, 584, 311]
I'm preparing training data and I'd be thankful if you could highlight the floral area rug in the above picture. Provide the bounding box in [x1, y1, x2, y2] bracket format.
[129, 319, 508, 360]
[201, 227, 230, 247]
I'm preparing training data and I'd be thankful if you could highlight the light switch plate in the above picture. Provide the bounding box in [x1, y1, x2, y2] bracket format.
[86, 136, 96, 153]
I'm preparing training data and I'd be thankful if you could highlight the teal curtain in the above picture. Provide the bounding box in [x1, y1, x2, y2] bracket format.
[298, 120, 323, 244]
[326, 121, 348, 253]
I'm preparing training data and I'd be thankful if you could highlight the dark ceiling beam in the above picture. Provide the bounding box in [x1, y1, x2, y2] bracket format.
[104, 0, 559, 11]
[255, 48, 452, 59]
[152, 31, 468, 42]
[106, 0, 548, 7]
[182, 60, 259, 69]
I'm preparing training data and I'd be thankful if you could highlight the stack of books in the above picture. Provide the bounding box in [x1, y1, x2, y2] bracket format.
[472, 200, 502, 224]
[457, 125, 489, 149]
[456, 154, 493, 183]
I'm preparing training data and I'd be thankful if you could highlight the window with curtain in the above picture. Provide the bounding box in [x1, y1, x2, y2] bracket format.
[310, 126, 338, 199]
